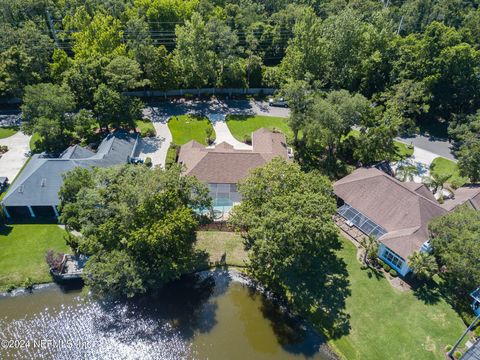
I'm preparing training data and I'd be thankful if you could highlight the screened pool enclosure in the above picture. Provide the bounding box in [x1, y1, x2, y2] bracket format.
[337, 203, 387, 239]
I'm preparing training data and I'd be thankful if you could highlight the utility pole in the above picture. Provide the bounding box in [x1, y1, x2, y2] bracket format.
[46, 10, 60, 49]
[397, 16, 404, 35]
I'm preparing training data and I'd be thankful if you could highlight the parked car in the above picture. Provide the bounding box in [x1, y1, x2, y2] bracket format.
[130, 157, 144, 165]
[268, 97, 288, 108]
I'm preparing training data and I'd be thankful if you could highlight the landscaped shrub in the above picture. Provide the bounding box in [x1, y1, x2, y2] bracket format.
[165, 143, 179, 169]
[383, 264, 391, 272]
[205, 127, 214, 145]
[23, 277, 34, 290]
[243, 134, 252, 145]
[450, 178, 465, 190]
[444, 345, 453, 352]
[145, 157, 152, 168]
[454, 351, 462, 359]
[377, 258, 385, 267]
[389, 269, 398, 277]
[45, 250, 64, 271]
[474, 326, 480, 337]
[5, 284, 15, 292]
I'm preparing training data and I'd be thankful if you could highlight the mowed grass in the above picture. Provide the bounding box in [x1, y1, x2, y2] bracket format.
[0, 224, 70, 291]
[394, 141, 414, 160]
[226, 115, 293, 143]
[331, 237, 465, 360]
[136, 119, 157, 137]
[168, 115, 214, 145]
[195, 231, 247, 267]
[0, 127, 18, 139]
[430, 157, 468, 188]
[29, 132, 42, 153]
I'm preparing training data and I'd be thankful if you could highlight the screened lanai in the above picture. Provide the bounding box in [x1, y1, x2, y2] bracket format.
[337, 203, 387, 239]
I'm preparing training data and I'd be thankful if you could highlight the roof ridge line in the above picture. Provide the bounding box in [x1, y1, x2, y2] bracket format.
[378, 171, 445, 210]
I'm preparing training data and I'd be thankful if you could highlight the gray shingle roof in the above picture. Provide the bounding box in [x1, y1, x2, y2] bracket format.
[2, 131, 139, 207]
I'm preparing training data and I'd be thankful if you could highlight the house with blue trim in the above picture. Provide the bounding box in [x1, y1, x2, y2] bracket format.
[333, 167, 480, 276]
[1, 131, 140, 219]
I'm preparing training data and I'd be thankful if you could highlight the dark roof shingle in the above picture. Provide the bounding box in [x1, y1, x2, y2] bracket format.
[178, 128, 289, 184]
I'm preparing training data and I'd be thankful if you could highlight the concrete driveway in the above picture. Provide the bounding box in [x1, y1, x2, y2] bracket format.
[139, 108, 172, 168]
[206, 113, 252, 150]
[0, 131, 31, 182]
[392, 146, 443, 182]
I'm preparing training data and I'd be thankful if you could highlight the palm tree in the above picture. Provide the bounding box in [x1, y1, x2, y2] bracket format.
[408, 251, 437, 280]
[360, 235, 378, 265]
[396, 163, 419, 182]
[422, 172, 452, 196]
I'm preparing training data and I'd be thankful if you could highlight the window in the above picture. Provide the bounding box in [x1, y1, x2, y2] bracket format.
[382, 247, 405, 270]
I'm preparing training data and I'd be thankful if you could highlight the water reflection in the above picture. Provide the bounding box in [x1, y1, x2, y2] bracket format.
[0, 270, 335, 360]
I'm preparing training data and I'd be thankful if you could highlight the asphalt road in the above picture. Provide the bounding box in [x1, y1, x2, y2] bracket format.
[143, 98, 290, 119]
[1, 101, 456, 161]
[397, 134, 456, 161]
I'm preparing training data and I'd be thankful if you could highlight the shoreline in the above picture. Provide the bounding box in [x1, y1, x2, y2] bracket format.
[0, 267, 339, 360]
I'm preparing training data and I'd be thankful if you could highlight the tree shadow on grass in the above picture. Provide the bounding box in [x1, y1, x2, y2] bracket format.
[365, 266, 385, 281]
[0, 224, 13, 236]
[412, 281, 442, 305]
[406, 274, 443, 305]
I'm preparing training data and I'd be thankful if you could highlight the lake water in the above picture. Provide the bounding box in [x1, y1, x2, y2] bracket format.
[0, 270, 335, 360]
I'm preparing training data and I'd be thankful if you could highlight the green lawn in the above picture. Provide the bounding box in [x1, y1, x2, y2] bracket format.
[0, 126, 18, 139]
[331, 237, 465, 360]
[0, 224, 70, 291]
[394, 141, 414, 160]
[226, 115, 293, 143]
[136, 119, 157, 137]
[195, 231, 247, 267]
[430, 157, 468, 188]
[168, 115, 214, 146]
[29, 132, 42, 153]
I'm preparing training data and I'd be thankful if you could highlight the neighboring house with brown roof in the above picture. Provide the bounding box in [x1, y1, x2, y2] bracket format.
[178, 128, 290, 210]
[440, 184, 480, 211]
[334, 167, 469, 276]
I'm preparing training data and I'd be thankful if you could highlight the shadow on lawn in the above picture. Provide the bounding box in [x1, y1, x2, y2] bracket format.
[411, 281, 442, 305]
[0, 224, 13, 236]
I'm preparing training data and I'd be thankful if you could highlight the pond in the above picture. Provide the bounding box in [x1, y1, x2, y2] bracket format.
[0, 270, 335, 360]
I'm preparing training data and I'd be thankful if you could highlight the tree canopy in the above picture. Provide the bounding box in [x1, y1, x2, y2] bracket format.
[429, 206, 480, 296]
[229, 158, 350, 338]
[58, 164, 211, 298]
[2, 0, 480, 143]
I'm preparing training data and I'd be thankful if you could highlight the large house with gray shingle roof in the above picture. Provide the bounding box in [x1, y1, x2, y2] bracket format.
[334, 167, 480, 276]
[178, 128, 290, 209]
[2, 131, 140, 218]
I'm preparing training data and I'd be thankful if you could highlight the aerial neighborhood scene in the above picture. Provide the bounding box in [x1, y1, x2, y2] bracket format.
[2, 1, 480, 359]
